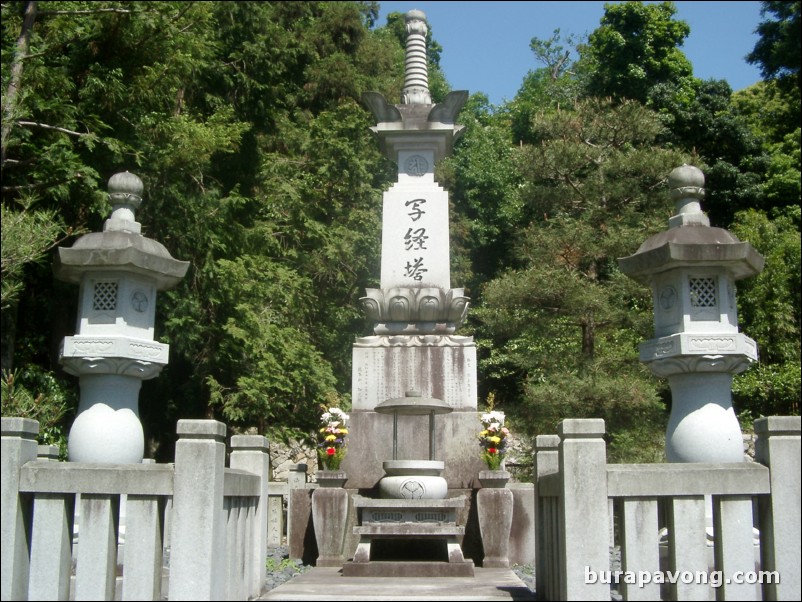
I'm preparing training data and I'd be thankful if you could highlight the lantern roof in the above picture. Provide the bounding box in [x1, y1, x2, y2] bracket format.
[619, 165, 764, 284]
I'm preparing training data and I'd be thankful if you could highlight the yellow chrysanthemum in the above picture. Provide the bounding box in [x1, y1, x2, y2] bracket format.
[325, 434, 337, 442]
[489, 436, 501, 444]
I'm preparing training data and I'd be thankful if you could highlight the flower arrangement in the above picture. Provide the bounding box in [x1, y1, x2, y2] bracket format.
[317, 407, 349, 471]
[478, 410, 510, 471]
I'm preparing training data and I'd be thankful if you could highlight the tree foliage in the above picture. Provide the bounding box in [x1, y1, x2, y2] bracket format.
[1, 1, 401, 453]
[747, 1, 801, 92]
[469, 99, 687, 461]
[583, 1, 693, 104]
[730, 206, 801, 419]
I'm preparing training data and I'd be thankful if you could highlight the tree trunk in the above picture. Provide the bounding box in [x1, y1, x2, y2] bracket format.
[1, 1, 38, 166]
[1, 303, 19, 373]
[581, 311, 595, 360]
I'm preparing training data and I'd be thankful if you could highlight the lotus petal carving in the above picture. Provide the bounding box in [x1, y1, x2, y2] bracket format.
[359, 297, 381, 322]
[388, 295, 410, 321]
[419, 296, 440, 322]
[359, 287, 470, 334]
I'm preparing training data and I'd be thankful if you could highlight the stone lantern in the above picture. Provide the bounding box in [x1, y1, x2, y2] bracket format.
[54, 171, 189, 463]
[619, 165, 764, 462]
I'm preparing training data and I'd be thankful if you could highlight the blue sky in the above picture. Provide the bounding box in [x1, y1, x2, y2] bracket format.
[377, 1, 765, 106]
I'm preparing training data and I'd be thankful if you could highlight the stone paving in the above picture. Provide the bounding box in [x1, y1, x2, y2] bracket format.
[256, 566, 536, 601]
[257, 545, 536, 600]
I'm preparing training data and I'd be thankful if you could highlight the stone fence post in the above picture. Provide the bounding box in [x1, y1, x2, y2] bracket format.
[230, 434, 270, 596]
[559, 418, 609, 601]
[1, 417, 39, 601]
[168, 419, 227, 601]
[287, 463, 308, 559]
[534, 434, 560, 600]
[755, 416, 801, 601]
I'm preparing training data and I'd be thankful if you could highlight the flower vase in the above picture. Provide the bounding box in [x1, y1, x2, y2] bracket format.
[311, 471, 348, 567]
[477, 469, 513, 568]
[478, 469, 510, 488]
[317, 470, 348, 488]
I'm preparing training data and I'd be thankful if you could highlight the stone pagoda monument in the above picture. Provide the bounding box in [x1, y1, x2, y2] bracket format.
[54, 171, 189, 463]
[342, 9, 484, 490]
[619, 165, 765, 463]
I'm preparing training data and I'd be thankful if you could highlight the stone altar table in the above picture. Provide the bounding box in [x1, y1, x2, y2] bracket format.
[343, 495, 475, 577]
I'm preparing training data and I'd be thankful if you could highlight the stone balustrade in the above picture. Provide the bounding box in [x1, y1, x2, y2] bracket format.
[534, 417, 800, 601]
[1, 417, 269, 601]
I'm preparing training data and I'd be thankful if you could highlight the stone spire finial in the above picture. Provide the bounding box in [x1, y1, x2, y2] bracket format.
[105, 171, 144, 234]
[668, 164, 710, 228]
[401, 10, 432, 105]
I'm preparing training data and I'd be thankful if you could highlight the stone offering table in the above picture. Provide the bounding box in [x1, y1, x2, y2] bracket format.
[343, 495, 475, 577]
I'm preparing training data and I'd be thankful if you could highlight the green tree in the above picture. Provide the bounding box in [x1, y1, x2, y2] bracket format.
[735, 2, 801, 215]
[507, 29, 587, 145]
[0, 201, 69, 310]
[725, 3, 801, 422]
[1, 1, 244, 449]
[583, 1, 693, 104]
[731, 206, 801, 420]
[140, 1, 398, 448]
[440, 92, 524, 295]
[1, 365, 73, 455]
[576, 2, 774, 227]
[649, 78, 768, 225]
[747, 1, 801, 93]
[1, 1, 402, 454]
[476, 98, 688, 462]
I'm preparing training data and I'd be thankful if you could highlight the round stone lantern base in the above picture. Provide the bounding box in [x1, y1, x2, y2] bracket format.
[666, 373, 744, 463]
[69, 403, 144, 463]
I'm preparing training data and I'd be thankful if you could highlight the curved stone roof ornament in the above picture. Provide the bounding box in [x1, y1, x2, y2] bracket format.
[619, 165, 764, 284]
[56, 172, 190, 290]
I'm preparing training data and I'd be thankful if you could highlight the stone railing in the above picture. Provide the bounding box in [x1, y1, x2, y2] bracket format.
[1, 418, 269, 601]
[534, 417, 800, 601]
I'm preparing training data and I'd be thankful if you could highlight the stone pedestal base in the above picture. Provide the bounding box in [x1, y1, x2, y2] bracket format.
[346, 495, 474, 577]
[343, 560, 475, 577]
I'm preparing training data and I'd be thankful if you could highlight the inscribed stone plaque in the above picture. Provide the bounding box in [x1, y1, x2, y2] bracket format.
[352, 336, 477, 411]
[380, 155, 451, 290]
